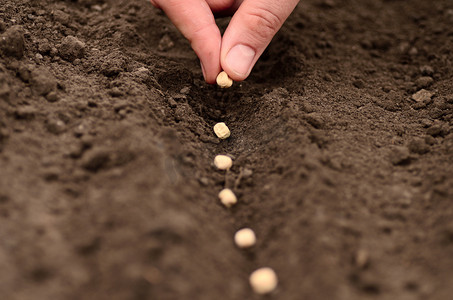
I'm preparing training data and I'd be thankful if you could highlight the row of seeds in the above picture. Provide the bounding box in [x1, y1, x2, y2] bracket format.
[212, 72, 278, 295]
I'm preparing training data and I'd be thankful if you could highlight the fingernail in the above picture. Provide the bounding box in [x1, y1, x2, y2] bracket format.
[225, 44, 255, 77]
[200, 61, 207, 81]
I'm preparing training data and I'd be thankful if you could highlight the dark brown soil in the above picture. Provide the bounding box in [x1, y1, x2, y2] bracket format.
[1, 0, 453, 299]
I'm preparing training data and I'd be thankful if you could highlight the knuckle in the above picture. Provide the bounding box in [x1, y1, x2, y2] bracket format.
[190, 23, 216, 43]
[246, 6, 283, 40]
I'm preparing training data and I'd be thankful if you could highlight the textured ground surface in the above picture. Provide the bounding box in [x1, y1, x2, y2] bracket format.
[1, 0, 453, 299]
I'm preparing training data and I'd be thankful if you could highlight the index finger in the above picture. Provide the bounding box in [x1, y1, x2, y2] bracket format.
[151, 0, 222, 83]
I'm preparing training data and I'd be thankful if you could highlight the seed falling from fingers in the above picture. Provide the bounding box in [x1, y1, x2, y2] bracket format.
[214, 155, 233, 170]
[249, 267, 278, 294]
[234, 228, 256, 248]
[213, 122, 230, 139]
[216, 71, 233, 88]
[218, 188, 237, 207]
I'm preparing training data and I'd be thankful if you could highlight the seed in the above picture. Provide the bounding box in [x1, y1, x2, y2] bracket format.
[216, 71, 233, 88]
[249, 267, 278, 294]
[213, 122, 230, 139]
[214, 155, 232, 170]
[218, 188, 237, 207]
[234, 228, 256, 248]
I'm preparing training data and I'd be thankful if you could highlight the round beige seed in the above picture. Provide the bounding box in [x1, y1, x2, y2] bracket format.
[249, 267, 278, 294]
[234, 228, 256, 248]
[214, 155, 232, 170]
[218, 188, 237, 207]
[216, 71, 233, 88]
[213, 122, 230, 139]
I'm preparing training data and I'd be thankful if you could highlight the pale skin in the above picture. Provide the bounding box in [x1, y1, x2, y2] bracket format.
[149, 0, 300, 84]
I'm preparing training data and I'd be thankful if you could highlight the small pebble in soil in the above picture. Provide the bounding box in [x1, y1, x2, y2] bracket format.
[234, 228, 256, 248]
[59, 36, 86, 62]
[355, 249, 370, 269]
[46, 117, 66, 134]
[213, 122, 230, 139]
[249, 267, 278, 294]
[214, 155, 233, 170]
[216, 71, 233, 88]
[218, 188, 237, 207]
[0, 25, 25, 58]
[411, 89, 434, 103]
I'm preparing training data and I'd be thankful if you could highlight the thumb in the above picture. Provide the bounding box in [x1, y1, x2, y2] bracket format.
[220, 0, 299, 81]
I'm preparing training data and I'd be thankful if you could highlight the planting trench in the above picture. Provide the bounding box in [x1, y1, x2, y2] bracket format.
[0, 0, 453, 299]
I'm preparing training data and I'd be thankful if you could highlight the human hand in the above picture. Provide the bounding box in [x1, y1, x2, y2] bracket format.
[150, 0, 299, 84]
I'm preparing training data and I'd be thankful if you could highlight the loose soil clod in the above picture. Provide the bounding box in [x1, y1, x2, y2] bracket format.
[58, 36, 86, 62]
[30, 67, 57, 96]
[0, 25, 25, 58]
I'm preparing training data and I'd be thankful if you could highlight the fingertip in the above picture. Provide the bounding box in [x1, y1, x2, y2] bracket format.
[154, 0, 222, 84]
[201, 61, 221, 84]
[193, 31, 222, 84]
